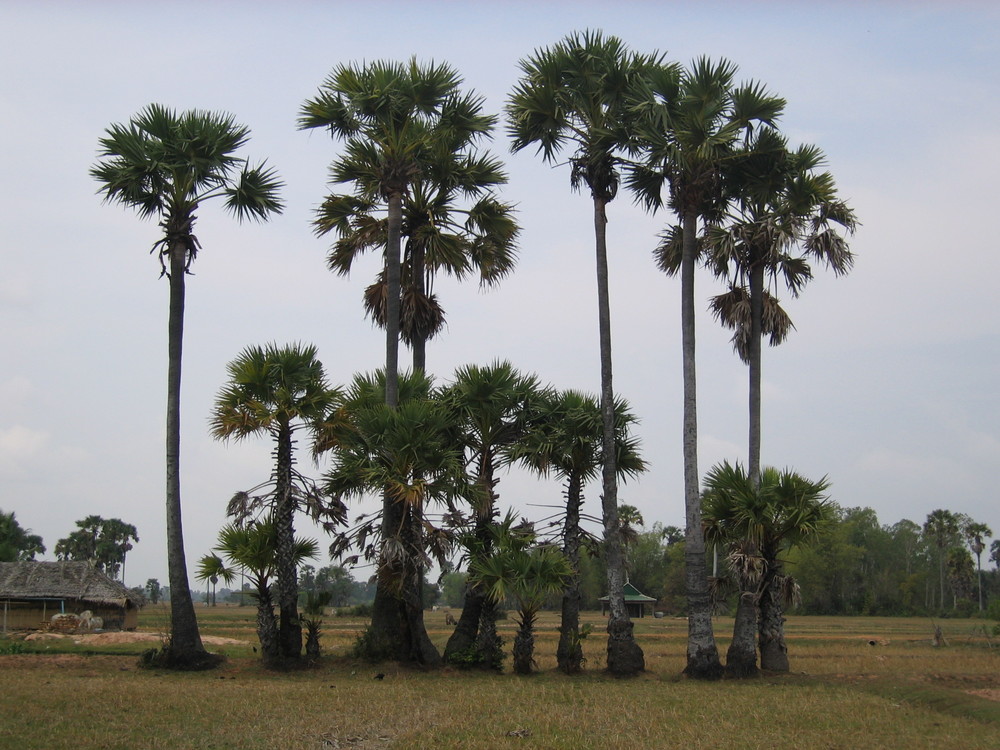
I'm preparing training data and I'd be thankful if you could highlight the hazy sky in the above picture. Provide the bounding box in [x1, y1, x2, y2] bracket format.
[2, 1, 998, 589]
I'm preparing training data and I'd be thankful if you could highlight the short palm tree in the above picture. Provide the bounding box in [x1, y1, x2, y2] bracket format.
[210, 342, 337, 662]
[469, 523, 572, 675]
[91, 104, 282, 667]
[507, 30, 659, 676]
[629, 58, 784, 679]
[319, 370, 467, 666]
[211, 519, 318, 664]
[703, 461, 832, 674]
[509, 389, 645, 674]
[436, 361, 542, 668]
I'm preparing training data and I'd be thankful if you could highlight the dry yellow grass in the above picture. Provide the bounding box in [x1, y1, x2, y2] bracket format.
[1, 607, 997, 749]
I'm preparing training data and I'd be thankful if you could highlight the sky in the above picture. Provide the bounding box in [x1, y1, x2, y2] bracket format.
[2, 1, 998, 590]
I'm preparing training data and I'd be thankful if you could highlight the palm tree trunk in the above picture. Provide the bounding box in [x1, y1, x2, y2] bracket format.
[726, 589, 760, 678]
[557, 476, 584, 674]
[385, 191, 403, 408]
[513, 614, 536, 675]
[748, 260, 764, 485]
[680, 211, 722, 679]
[274, 421, 301, 660]
[164, 238, 206, 664]
[758, 565, 790, 671]
[255, 585, 279, 665]
[593, 195, 643, 676]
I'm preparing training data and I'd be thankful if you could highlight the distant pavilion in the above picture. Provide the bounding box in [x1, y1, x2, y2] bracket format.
[599, 581, 656, 618]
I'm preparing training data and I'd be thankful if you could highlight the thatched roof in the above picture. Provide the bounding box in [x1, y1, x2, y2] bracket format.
[0, 561, 145, 608]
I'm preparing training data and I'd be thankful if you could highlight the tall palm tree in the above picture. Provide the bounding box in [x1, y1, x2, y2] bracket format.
[211, 519, 318, 664]
[923, 509, 960, 611]
[301, 61, 493, 661]
[629, 58, 784, 679]
[319, 369, 467, 665]
[437, 361, 542, 668]
[703, 461, 832, 675]
[705, 133, 857, 481]
[962, 521, 993, 611]
[509, 389, 645, 673]
[507, 30, 659, 676]
[195, 553, 230, 606]
[210, 342, 337, 662]
[91, 104, 283, 667]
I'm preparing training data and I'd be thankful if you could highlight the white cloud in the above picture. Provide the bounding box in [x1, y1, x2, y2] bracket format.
[0, 425, 49, 473]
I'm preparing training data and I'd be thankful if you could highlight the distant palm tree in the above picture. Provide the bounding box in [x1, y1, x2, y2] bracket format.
[195, 553, 229, 606]
[509, 389, 645, 673]
[210, 342, 337, 662]
[91, 104, 283, 667]
[630, 58, 784, 679]
[961, 520, 992, 611]
[507, 30, 659, 676]
[923, 509, 960, 611]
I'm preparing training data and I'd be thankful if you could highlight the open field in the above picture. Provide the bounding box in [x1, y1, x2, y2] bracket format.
[2, 607, 998, 749]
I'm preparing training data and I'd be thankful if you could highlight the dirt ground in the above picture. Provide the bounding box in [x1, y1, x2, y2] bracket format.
[23, 631, 247, 646]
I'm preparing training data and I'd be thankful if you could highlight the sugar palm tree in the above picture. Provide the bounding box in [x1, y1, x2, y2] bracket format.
[211, 519, 318, 664]
[0, 510, 45, 562]
[961, 520, 992, 611]
[705, 133, 857, 481]
[210, 342, 337, 662]
[703, 461, 832, 674]
[508, 389, 645, 673]
[91, 104, 282, 667]
[507, 30, 659, 676]
[437, 361, 542, 668]
[629, 58, 784, 679]
[319, 369, 467, 666]
[469, 522, 573, 675]
[302, 61, 494, 661]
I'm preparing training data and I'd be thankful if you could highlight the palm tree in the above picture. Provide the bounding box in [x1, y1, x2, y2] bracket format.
[468, 521, 573, 675]
[301, 61, 492, 661]
[0, 510, 45, 562]
[211, 519, 318, 664]
[629, 58, 784, 679]
[705, 133, 857, 481]
[436, 361, 541, 668]
[961, 520, 992, 611]
[924, 509, 960, 611]
[507, 30, 659, 676]
[195, 553, 230, 606]
[319, 370, 467, 665]
[703, 461, 832, 674]
[91, 104, 283, 667]
[508, 389, 645, 673]
[210, 342, 337, 662]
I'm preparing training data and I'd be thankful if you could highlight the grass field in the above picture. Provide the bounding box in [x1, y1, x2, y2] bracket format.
[2, 606, 998, 749]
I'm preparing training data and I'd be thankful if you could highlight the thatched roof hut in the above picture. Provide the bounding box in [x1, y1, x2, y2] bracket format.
[0, 561, 145, 632]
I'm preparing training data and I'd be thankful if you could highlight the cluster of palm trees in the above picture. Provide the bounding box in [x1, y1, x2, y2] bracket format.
[91, 30, 855, 676]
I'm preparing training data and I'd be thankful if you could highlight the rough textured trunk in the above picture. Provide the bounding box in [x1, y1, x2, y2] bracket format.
[758, 568, 789, 672]
[256, 587, 279, 665]
[384, 191, 403, 408]
[164, 236, 207, 665]
[512, 616, 535, 675]
[274, 421, 301, 661]
[557, 476, 584, 674]
[680, 211, 723, 680]
[725, 589, 760, 678]
[401, 503, 441, 666]
[475, 598, 504, 671]
[444, 583, 485, 662]
[594, 195, 644, 677]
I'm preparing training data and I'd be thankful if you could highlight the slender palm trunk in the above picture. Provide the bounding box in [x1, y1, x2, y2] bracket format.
[274, 421, 301, 661]
[165, 238, 206, 663]
[557, 475, 584, 674]
[385, 191, 403, 408]
[594, 195, 643, 676]
[748, 260, 764, 484]
[680, 211, 722, 679]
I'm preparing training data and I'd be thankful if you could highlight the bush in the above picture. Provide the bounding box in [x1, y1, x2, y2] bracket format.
[334, 603, 373, 618]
